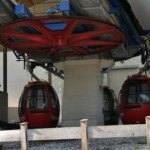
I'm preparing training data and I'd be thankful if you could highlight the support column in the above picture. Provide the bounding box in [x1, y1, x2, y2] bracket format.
[3, 47, 7, 93]
[62, 59, 104, 127]
[0, 91, 8, 122]
[0, 47, 8, 122]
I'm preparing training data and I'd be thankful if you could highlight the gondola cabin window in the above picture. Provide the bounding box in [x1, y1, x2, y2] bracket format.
[36, 86, 48, 108]
[104, 92, 110, 111]
[18, 87, 28, 114]
[124, 80, 150, 104]
[26, 85, 48, 109]
[48, 86, 59, 110]
[139, 80, 150, 103]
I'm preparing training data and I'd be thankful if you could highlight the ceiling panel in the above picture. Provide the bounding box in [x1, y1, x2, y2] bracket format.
[15, 0, 47, 7]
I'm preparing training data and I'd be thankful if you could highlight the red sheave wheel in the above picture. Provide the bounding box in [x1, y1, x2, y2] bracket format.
[0, 15, 125, 57]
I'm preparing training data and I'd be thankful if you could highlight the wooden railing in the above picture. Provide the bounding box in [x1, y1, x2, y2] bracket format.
[1, 117, 150, 150]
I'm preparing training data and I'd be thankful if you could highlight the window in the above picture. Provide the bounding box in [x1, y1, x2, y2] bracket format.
[18, 87, 28, 114]
[27, 85, 48, 109]
[124, 80, 138, 104]
[36, 87, 48, 108]
[103, 91, 110, 111]
[48, 86, 60, 110]
[139, 80, 150, 103]
[26, 87, 32, 108]
[124, 80, 150, 104]
[118, 90, 122, 106]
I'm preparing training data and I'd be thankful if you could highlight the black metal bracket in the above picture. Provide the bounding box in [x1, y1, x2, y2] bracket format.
[29, 61, 64, 80]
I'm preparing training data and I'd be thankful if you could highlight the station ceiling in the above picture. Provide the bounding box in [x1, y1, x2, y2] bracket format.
[0, 0, 59, 52]
[15, 0, 47, 8]
[15, 0, 61, 8]
[0, 0, 148, 62]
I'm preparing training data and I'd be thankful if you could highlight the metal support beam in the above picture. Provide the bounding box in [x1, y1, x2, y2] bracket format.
[3, 47, 7, 93]
[48, 72, 52, 84]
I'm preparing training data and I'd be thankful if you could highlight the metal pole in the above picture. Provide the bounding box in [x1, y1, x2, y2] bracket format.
[3, 47, 7, 93]
[48, 72, 52, 84]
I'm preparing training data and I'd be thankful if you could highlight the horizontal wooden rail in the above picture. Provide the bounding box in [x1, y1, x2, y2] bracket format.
[88, 124, 146, 138]
[0, 124, 146, 143]
[28, 127, 81, 141]
[0, 130, 20, 142]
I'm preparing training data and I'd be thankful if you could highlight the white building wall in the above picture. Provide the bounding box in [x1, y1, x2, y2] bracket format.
[107, 67, 139, 98]
[105, 56, 145, 97]
[0, 52, 64, 122]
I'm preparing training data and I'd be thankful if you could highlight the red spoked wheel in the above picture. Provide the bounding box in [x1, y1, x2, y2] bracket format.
[0, 15, 125, 57]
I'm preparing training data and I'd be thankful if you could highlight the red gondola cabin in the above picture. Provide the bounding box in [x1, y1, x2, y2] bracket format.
[119, 75, 150, 124]
[18, 82, 60, 128]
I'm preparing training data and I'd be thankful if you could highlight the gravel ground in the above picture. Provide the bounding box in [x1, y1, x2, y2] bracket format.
[0, 137, 147, 150]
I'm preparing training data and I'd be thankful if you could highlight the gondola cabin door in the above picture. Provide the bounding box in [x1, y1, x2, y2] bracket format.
[119, 76, 150, 124]
[18, 82, 60, 128]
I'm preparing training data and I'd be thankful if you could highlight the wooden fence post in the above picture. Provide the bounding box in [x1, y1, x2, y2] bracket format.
[146, 116, 150, 150]
[80, 119, 89, 150]
[20, 122, 29, 150]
